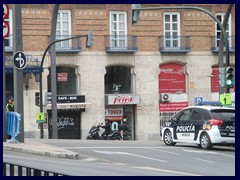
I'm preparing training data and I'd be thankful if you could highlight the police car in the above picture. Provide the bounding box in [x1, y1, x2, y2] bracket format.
[161, 105, 235, 149]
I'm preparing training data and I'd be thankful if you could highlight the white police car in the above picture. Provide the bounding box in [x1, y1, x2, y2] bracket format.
[161, 106, 235, 149]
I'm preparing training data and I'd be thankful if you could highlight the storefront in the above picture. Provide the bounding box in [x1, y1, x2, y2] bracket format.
[47, 95, 87, 139]
[105, 94, 140, 140]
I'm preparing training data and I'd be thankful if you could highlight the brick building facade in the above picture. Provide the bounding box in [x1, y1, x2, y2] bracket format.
[4, 4, 235, 140]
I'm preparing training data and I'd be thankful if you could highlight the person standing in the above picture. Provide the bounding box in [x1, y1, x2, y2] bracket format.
[6, 96, 14, 112]
[6, 96, 14, 140]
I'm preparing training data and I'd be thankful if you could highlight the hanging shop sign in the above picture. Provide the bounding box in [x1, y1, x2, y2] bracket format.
[105, 94, 140, 105]
[105, 105, 123, 121]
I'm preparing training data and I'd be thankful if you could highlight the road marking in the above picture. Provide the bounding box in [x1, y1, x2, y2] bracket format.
[62, 146, 177, 149]
[93, 150, 167, 162]
[194, 158, 215, 164]
[182, 149, 235, 158]
[130, 166, 201, 176]
[148, 147, 181, 155]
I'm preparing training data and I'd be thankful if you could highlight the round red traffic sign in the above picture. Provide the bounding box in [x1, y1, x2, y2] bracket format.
[3, 21, 10, 38]
[3, 4, 9, 19]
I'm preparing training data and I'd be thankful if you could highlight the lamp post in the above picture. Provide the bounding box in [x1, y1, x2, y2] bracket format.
[38, 35, 87, 138]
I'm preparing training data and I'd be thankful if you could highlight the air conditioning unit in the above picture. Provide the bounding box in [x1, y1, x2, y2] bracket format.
[159, 93, 171, 102]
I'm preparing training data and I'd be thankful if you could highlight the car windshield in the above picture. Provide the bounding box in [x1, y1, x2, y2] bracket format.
[211, 109, 235, 121]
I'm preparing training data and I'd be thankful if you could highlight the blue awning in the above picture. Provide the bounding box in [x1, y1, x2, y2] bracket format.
[5, 67, 42, 74]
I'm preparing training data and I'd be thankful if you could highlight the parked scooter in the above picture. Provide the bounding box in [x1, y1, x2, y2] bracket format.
[86, 122, 122, 140]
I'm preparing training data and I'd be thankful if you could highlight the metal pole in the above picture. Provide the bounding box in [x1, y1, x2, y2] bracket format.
[12, 4, 24, 142]
[3, 38, 6, 142]
[50, 4, 59, 139]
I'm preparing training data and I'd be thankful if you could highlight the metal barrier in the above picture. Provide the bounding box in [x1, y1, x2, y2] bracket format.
[3, 162, 68, 176]
[6, 111, 21, 143]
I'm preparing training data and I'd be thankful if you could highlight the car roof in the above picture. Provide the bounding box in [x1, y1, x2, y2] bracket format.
[183, 106, 235, 111]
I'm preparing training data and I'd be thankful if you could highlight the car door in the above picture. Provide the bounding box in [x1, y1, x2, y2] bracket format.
[173, 108, 192, 142]
[190, 108, 205, 141]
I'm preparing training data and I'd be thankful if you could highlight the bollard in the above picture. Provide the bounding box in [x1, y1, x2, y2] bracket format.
[6, 111, 21, 143]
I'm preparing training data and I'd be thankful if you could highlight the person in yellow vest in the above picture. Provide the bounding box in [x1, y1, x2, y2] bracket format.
[6, 96, 14, 111]
[6, 96, 14, 140]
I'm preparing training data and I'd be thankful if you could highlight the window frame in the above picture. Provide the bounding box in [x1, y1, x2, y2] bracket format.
[215, 13, 232, 48]
[163, 12, 181, 49]
[109, 11, 128, 48]
[56, 10, 72, 49]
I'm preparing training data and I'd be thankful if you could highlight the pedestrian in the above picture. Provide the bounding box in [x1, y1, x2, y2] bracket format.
[6, 96, 14, 140]
[101, 119, 112, 138]
[6, 95, 14, 112]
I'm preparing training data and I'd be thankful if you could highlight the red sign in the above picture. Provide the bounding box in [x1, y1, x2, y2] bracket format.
[211, 66, 219, 92]
[57, 73, 68, 81]
[3, 4, 9, 19]
[159, 102, 188, 112]
[3, 21, 9, 39]
[159, 63, 186, 93]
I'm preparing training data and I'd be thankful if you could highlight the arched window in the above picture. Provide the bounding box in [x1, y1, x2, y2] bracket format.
[48, 66, 78, 95]
[105, 66, 132, 94]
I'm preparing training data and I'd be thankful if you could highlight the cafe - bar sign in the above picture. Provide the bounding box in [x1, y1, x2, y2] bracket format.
[106, 94, 140, 105]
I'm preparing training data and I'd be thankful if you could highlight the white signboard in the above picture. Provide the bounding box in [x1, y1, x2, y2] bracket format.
[105, 105, 123, 117]
[106, 94, 140, 105]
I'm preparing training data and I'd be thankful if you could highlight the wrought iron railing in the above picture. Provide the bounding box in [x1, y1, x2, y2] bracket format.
[159, 36, 191, 53]
[105, 35, 137, 53]
[48, 35, 81, 53]
[3, 162, 69, 176]
[211, 36, 235, 53]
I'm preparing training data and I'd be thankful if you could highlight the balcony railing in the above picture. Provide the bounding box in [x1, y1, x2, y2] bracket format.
[105, 35, 137, 53]
[211, 36, 235, 53]
[159, 36, 191, 53]
[48, 35, 81, 53]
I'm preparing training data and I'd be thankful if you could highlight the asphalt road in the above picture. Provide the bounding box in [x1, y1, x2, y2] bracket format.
[4, 140, 235, 176]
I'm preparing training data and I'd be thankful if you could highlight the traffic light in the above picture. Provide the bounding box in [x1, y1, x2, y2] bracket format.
[86, 31, 93, 48]
[226, 66, 234, 88]
[45, 92, 52, 105]
[218, 67, 226, 87]
[132, 4, 141, 24]
[35, 92, 40, 106]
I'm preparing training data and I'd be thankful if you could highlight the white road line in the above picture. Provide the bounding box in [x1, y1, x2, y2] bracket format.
[148, 147, 181, 155]
[61, 146, 177, 149]
[194, 158, 215, 164]
[93, 150, 167, 162]
[183, 149, 235, 158]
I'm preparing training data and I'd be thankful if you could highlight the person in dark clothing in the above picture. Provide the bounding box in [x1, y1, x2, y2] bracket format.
[6, 96, 14, 112]
[6, 96, 14, 140]
[101, 119, 112, 138]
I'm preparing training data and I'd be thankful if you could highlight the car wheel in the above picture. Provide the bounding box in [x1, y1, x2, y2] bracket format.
[200, 133, 212, 150]
[163, 130, 176, 146]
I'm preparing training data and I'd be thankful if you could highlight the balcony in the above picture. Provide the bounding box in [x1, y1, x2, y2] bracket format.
[159, 36, 191, 53]
[211, 36, 235, 53]
[48, 35, 82, 53]
[105, 35, 137, 53]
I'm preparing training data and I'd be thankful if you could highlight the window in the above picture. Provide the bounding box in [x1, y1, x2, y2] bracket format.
[164, 12, 180, 49]
[48, 66, 78, 95]
[4, 9, 13, 51]
[110, 12, 127, 48]
[172, 109, 191, 122]
[216, 13, 232, 48]
[56, 10, 72, 49]
[105, 66, 132, 94]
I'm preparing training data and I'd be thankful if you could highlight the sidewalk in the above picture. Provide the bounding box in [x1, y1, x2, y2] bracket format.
[3, 138, 79, 159]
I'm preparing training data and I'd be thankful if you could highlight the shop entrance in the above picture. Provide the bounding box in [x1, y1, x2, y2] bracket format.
[105, 105, 135, 140]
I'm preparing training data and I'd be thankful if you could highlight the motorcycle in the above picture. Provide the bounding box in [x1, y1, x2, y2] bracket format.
[86, 122, 122, 140]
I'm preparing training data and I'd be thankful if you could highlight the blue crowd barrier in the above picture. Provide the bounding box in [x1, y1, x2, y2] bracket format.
[6, 111, 21, 143]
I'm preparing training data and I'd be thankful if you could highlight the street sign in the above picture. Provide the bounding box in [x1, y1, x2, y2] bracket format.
[13, 51, 27, 70]
[195, 97, 203, 105]
[3, 4, 9, 19]
[220, 93, 231, 106]
[3, 21, 10, 38]
[36, 112, 45, 123]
